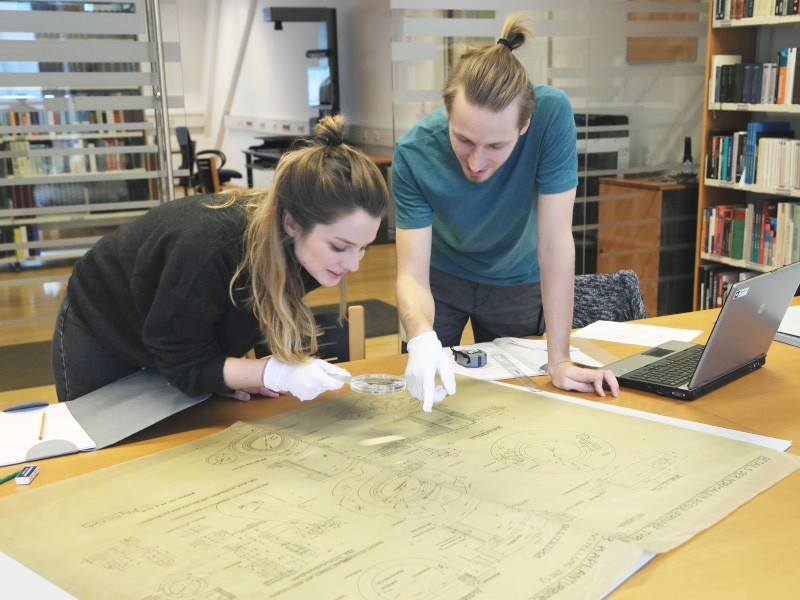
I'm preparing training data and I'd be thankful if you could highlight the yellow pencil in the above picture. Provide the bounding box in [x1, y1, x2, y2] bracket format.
[38, 412, 46, 440]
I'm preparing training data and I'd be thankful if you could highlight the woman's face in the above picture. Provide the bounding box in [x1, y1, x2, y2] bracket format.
[283, 208, 382, 287]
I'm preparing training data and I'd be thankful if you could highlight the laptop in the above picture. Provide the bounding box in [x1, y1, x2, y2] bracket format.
[605, 260, 800, 400]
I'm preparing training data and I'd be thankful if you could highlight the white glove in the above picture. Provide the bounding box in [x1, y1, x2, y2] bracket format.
[263, 357, 351, 401]
[405, 331, 457, 412]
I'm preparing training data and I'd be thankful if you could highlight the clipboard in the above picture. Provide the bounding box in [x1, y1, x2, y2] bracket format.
[0, 369, 210, 467]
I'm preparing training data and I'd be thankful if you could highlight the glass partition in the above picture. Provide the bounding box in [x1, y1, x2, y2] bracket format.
[0, 0, 185, 331]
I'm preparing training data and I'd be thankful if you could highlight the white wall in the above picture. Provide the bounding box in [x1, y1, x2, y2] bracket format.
[175, 0, 393, 187]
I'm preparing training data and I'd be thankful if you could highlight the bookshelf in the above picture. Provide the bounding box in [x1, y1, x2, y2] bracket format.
[696, 6, 800, 309]
[0, 1, 182, 276]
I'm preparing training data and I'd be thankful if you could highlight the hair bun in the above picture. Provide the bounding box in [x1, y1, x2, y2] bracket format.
[314, 114, 346, 147]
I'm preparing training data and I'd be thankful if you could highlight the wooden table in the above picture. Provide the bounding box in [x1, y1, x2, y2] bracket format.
[1, 306, 799, 598]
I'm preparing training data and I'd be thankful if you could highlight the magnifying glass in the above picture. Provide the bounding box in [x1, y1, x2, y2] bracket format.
[349, 373, 406, 394]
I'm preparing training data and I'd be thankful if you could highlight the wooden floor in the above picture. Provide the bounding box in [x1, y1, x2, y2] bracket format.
[0, 241, 473, 406]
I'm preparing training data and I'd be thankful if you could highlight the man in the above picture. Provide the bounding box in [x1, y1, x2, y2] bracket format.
[392, 15, 618, 411]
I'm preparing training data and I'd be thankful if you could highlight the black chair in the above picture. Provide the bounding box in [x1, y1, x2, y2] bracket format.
[314, 305, 366, 363]
[249, 305, 366, 364]
[571, 269, 648, 328]
[175, 126, 242, 194]
[194, 155, 221, 194]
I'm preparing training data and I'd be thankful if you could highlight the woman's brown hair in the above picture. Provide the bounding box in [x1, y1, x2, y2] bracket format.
[217, 114, 389, 363]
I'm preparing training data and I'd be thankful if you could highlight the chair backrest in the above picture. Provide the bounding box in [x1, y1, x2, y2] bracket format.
[315, 305, 366, 363]
[195, 155, 220, 194]
[174, 126, 195, 190]
[572, 269, 647, 329]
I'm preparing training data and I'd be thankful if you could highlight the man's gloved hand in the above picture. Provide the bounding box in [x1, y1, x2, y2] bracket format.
[405, 331, 457, 412]
[263, 357, 351, 401]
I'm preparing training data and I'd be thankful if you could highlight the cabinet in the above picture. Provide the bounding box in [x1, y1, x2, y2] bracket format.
[0, 0, 181, 272]
[695, 8, 800, 308]
[598, 177, 697, 317]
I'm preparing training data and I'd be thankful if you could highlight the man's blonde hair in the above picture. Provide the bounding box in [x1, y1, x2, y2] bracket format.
[442, 14, 535, 129]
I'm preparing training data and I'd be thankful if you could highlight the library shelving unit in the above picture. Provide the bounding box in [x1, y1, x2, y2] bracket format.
[0, 0, 181, 278]
[696, 6, 800, 309]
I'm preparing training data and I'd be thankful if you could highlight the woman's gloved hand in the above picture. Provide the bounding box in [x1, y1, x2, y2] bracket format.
[263, 357, 351, 401]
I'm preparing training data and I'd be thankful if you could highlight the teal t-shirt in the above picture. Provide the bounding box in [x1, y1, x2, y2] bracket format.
[392, 84, 577, 285]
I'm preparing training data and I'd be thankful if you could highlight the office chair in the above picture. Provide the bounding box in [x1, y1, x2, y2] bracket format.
[175, 126, 242, 194]
[248, 305, 366, 364]
[571, 269, 647, 329]
[194, 155, 221, 193]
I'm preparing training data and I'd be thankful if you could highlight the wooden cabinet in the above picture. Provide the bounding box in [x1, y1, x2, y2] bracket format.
[598, 177, 697, 317]
[694, 8, 800, 308]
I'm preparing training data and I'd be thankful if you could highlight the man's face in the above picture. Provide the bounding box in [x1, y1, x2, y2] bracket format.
[447, 89, 530, 184]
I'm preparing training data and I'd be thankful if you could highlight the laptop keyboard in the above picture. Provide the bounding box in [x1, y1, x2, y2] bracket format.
[624, 345, 705, 387]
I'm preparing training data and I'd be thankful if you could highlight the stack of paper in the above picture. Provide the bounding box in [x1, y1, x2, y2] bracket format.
[775, 305, 800, 348]
[450, 337, 603, 380]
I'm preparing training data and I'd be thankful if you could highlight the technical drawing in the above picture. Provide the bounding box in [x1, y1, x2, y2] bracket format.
[491, 430, 615, 473]
[206, 429, 305, 465]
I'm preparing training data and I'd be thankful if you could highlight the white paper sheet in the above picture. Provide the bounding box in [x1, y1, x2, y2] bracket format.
[777, 305, 800, 337]
[572, 320, 703, 347]
[450, 338, 604, 380]
[0, 551, 76, 599]
[0, 404, 95, 467]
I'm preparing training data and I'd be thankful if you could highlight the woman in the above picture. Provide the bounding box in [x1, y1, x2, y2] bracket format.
[52, 115, 389, 402]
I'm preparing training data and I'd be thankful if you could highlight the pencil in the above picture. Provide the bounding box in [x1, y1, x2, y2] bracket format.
[0, 470, 21, 485]
[39, 412, 46, 440]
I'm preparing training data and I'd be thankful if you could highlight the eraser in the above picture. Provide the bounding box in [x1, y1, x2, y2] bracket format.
[15, 465, 38, 485]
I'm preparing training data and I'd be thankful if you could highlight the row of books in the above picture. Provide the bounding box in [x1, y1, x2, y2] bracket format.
[701, 198, 800, 267]
[709, 49, 799, 105]
[715, 0, 800, 19]
[698, 264, 759, 310]
[0, 109, 144, 128]
[38, 62, 140, 73]
[1, 138, 146, 178]
[705, 121, 797, 186]
[0, 225, 41, 261]
[1, 179, 148, 211]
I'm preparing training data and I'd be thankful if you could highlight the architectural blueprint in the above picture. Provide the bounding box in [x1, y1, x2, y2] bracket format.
[0, 377, 797, 599]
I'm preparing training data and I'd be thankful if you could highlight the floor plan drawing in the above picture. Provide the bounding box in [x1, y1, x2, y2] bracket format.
[0, 376, 797, 599]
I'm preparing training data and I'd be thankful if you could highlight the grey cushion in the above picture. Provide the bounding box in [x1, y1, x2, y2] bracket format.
[572, 269, 647, 328]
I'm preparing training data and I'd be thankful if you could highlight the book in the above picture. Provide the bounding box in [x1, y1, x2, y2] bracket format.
[794, 61, 800, 104]
[748, 63, 763, 104]
[711, 57, 741, 103]
[742, 201, 755, 262]
[758, 201, 779, 264]
[730, 62, 746, 104]
[762, 63, 778, 104]
[784, 47, 797, 105]
[744, 121, 791, 184]
[776, 47, 789, 104]
[754, 130, 795, 185]
[706, 129, 736, 179]
[731, 206, 747, 259]
[732, 130, 748, 182]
